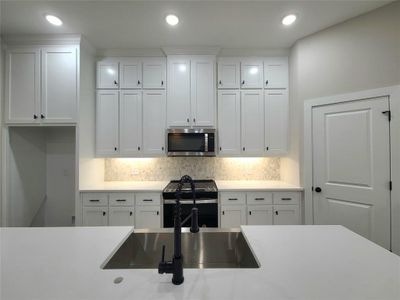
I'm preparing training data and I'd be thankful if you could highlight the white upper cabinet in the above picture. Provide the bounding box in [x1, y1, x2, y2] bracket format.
[190, 57, 216, 127]
[218, 90, 241, 156]
[264, 57, 288, 89]
[217, 58, 240, 89]
[167, 55, 216, 128]
[142, 90, 166, 156]
[167, 57, 192, 127]
[119, 58, 142, 89]
[96, 90, 119, 156]
[97, 61, 119, 89]
[5, 48, 40, 123]
[240, 59, 263, 89]
[265, 90, 288, 155]
[41, 47, 78, 123]
[241, 90, 264, 156]
[5, 46, 78, 124]
[119, 90, 142, 156]
[142, 58, 166, 89]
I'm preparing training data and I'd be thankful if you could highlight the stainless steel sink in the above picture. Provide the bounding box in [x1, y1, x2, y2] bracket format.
[102, 228, 260, 269]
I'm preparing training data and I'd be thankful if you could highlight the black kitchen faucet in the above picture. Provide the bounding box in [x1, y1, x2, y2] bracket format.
[158, 175, 199, 285]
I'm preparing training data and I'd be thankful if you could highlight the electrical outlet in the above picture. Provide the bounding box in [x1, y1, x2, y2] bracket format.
[131, 168, 139, 175]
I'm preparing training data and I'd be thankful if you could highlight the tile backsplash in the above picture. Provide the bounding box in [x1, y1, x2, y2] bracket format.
[105, 157, 280, 181]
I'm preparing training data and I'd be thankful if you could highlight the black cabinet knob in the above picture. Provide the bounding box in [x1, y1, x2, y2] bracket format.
[275, 211, 279, 215]
[161, 80, 164, 86]
[219, 147, 222, 151]
[130, 211, 133, 216]
[157, 211, 159, 215]
[187, 118, 189, 123]
[138, 146, 141, 151]
[243, 147, 245, 151]
[219, 80, 222, 85]
[162, 146, 164, 151]
[114, 80, 118, 85]
[265, 80, 269, 86]
[103, 211, 106, 216]
[249, 211, 252, 215]
[242, 80, 245, 85]
[137, 80, 141, 85]
[33, 114, 38, 119]
[266, 146, 269, 151]
[315, 187, 322, 193]
[114, 147, 117, 151]
[40, 114, 45, 119]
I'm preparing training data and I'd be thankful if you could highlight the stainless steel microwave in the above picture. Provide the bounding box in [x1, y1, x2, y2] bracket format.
[167, 128, 216, 157]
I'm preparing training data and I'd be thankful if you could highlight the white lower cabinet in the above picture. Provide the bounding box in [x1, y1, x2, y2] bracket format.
[247, 205, 273, 225]
[109, 207, 135, 226]
[219, 191, 301, 226]
[82, 207, 108, 226]
[135, 206, 161, 229]
[273, 205, 300, 225]
[220, 205, 246, 228]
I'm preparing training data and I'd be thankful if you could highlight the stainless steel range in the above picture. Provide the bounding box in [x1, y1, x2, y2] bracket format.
[162, 180, 218, 228]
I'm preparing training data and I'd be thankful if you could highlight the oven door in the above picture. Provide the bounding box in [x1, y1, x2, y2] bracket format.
[167, 129, 215, 156]
[163, 200, 218, 228]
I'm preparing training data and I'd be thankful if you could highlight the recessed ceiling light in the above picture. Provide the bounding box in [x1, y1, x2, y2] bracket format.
[282, 14, 297, 26]
[45, 14, 63, 26]
[166, 14, 179, 26]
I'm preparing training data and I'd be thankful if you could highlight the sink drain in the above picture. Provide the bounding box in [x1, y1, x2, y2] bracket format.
[114, 277, 123, 284]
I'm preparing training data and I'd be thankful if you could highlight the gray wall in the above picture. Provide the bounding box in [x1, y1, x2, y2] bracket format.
[281, 1, 400, 185]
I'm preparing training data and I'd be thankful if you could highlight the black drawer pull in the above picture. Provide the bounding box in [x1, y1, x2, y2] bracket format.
[143, 199, 153, 202]
[89, 199, 99, 202]
[281, 198, 292, 201]
[255, 198, 265, 200]
[116, 199, 126, 202]
[228, 198, 238, 201]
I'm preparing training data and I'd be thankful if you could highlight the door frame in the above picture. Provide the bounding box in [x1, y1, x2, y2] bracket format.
[304, 85, 400, 254]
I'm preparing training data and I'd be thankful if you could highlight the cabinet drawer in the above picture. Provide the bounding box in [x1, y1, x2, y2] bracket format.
[136, 193, 161, 206]
[273, 192, 300, 205]
[82, 193, 108, 207]
[247, 192, 272, 205]
[109, 193, 134, 206]
[220, 192, 246, 205]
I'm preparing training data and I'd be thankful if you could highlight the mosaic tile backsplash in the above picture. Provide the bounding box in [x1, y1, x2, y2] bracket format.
[105, 157, 280, 181]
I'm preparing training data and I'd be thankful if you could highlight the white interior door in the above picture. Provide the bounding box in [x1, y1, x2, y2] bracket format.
[312, 97, 391, 249]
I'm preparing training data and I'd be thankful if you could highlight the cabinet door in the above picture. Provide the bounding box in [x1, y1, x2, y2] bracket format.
[120, 90, 142, 156]
[143, 58, 166, 89]
[41, 47, 78, 123]
[97, 61, 119, 89]
[109, 207, 135, 226]
[273, 205, 300, 225]
[241, 60, 263, 89]
[265, 90, 288, 155]
[167, 58, 191, 127]
[220, 205, 246, 228]
[241, 90, 264, 155]
[191, 57, 216, 127]
[5, 47, 40, 123]
[247, 205, 273, 225]
[143, 91, 166, 156]
[96, 90, 119, 156]
[135, 206, 161, 229]
[217, 58, 240, 89]
[120, 58, 142, 89]
[217, 90, 241, 156]
[82, 207, 108, 226]
[264, 57, 288, 89]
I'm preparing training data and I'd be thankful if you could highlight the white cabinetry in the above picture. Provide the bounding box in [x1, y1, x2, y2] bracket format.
[5, 46, 78, 124]
[240, 59, 263, 89]
[119, 90, 142, 156]
[135, 206, 161, 229]
[219, 191, 301, 227]
[97, 61, 119, 89]
[264, 90, 288, 155]
[217, 58, 240, 89]
[241, 90, 264, 155]
[143, 58, 166, 89]
[142, 91, 166, 155]
[264, 57, 288, 89]
[120, 58, 142, 89]
[96, 90, 119, 156]
[82, 207, 108, 226]
[217, 90, 241, 156]
[109, 207, 135, 226]
[167, 56, 215, 128]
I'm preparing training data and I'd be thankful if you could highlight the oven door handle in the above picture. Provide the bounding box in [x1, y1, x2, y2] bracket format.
[164, 199, 217, 204]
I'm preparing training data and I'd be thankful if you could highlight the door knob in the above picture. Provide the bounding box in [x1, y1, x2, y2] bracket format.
[315, 187, 322, 193]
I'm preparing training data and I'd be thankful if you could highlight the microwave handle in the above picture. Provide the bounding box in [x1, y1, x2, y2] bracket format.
[204, 133, 208, 152]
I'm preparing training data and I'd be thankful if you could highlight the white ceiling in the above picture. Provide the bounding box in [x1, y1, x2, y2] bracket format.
[0, 0, 393, 51]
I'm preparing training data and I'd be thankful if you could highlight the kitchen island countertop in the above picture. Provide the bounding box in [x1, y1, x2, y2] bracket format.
[1, 225, 399, 300]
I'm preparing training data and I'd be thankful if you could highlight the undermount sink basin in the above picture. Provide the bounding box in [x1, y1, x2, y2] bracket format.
[102, 228, 260, 269]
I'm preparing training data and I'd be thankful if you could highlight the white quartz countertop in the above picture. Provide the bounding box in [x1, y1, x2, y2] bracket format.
[80, 180, 303, 192]
[1, 225, 399, 300]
